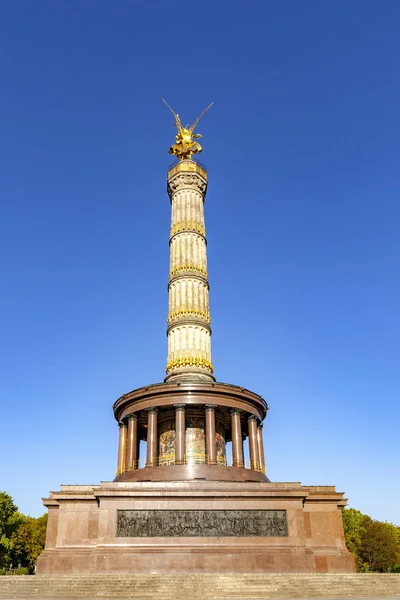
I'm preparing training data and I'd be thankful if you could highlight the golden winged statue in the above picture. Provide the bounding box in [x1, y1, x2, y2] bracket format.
[162, 98, 214, 160]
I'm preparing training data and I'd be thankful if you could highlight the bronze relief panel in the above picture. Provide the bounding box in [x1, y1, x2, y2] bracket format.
[117, 509, 288, 537]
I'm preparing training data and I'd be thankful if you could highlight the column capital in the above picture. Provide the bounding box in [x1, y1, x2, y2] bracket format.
[205, 404, 217, 411]
[231, 408, 242, 415]
[168, 170, 207, 197]
[146, 406, 158, 414]
[173, 404, 186, 410]
[248, 414, 258, 422]
[257, 423, 263, 430]
[126, 412, 138, 421]
[118, 422, 127, 428]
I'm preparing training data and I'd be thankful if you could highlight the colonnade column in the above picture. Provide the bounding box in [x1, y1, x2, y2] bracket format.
[231, 409, 244, 468]
[257, 423, 265, 474]
[205, 404, 217, 465]
[174, 404, 185, 465]
[145, 408, 158, 467]
[248, 415, 259, 471]
[241, 433, 246, 467]
[116, 422, 127, 475]
[126, 413, 138, 471]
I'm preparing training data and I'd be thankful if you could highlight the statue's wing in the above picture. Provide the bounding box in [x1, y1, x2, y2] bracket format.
[189, 102, 214, 133]
[162, 97, 183, 131]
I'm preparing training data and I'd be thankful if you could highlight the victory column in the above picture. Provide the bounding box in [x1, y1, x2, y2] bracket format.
[36, 102, 355, 575]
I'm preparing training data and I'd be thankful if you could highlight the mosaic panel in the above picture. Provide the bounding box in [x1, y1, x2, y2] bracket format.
[185, 416, 205, 463]
[158, 418, 176, 465]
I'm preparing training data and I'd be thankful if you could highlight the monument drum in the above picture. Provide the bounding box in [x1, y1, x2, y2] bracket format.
[37, 102, 355, 574]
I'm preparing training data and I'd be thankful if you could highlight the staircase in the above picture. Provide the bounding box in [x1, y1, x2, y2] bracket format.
[0, 573, 399, 599]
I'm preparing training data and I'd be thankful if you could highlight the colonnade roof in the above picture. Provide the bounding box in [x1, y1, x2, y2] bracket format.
[113, 381, 269, 423]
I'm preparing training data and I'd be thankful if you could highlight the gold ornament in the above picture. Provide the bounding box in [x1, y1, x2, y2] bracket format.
[162, 98, 214, 161]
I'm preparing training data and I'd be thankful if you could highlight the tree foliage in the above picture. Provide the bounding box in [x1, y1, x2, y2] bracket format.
[0, 492, 25, 570]
[0, 492, 47, 574]
[11, 514, 47, 571]
[359, 517, 400, 572]
[342, 507, 400, 572]
[341, 507, 366, 568]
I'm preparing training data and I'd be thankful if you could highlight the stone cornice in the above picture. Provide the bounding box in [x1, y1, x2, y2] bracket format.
[113, 381, 269, 423]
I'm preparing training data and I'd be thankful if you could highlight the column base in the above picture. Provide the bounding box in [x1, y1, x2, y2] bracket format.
[164, 371, 216, 383]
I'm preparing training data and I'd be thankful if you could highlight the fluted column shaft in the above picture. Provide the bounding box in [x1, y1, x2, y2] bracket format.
[248, 416, 259, 471]
[231, 410, 244, 467]
[116, 423, 127, 475]
[205, 405, 217, 465]
[166, 161, 214, 382]
[257, 424, 266, 474]
[126, 414, 138, 471]
[174, 404, 185, 465]
[145, 408, 158, 467]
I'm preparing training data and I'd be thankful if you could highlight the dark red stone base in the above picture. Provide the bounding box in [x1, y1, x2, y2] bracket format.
[38, 546, 354, 574]
[36, 480, 355, 574]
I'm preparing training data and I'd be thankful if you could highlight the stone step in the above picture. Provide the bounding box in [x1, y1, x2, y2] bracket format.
[0, 574, 399, 599]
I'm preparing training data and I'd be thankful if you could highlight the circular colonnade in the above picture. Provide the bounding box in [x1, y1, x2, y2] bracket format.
[113, 381, 269, 483]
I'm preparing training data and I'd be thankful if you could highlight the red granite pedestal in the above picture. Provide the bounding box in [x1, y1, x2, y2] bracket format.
[36, 479, 355, 574]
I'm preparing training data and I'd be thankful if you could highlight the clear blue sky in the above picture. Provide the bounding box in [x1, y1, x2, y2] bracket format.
[1, 1, 399, 524]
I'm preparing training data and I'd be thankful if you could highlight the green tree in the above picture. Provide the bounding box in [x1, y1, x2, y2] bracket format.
[342, 507, 366, 570]
[359, 517, 400, 572]
[0, 492, 25, 570]
[11, 514, 47, 572]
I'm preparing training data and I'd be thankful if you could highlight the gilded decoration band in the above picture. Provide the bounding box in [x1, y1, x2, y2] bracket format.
[166, 356, 213, 374]
[167, 308, 211, 324]
[170, 221, 206, 238]
[169, 264, 208, 279]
